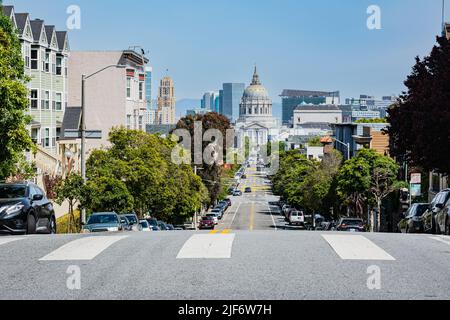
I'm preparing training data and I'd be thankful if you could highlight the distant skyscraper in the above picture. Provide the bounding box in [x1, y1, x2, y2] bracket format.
[218, 90, 224, 114]
[156, 76, 176, 124]
[222, 83, 245, 122]
[145, 66, 153, 111]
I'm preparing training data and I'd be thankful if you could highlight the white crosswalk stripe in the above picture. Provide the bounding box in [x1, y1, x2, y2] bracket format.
[322, 234, 396, 261]
[177, 234, 235, 259]
[0, 238, 23, 246]
[430, 236, 450, 246]
[39, 236, 128, 261]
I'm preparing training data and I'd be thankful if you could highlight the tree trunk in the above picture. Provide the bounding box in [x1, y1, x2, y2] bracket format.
[377, 200, 382, 233]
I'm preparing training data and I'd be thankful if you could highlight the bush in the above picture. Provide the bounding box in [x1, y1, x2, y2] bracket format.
[56, 210, 81, 234]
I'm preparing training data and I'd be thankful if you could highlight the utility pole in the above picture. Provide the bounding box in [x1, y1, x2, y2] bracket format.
[80, 74, 86, 225]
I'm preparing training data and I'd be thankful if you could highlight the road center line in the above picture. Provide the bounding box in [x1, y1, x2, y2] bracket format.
[40, 236, 128, 261]
[249, 201, 255, 231]
[322, 235, 395, 261]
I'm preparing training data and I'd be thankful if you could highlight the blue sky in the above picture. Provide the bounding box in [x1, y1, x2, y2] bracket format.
[8, 0, 446, 102]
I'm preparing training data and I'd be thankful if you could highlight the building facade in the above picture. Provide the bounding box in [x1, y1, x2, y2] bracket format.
[280, 90, 340, 125]
[346, 95, 396, 119]
[222, 83, 245, 122]
[156, 76, 176, 125]
[3, 5, 70, 157]
[235, 67, 278, 148]
[293, 104, 343, 127]
[66, 50, 149, 152]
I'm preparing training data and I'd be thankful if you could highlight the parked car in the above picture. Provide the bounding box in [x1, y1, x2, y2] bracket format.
[422, 189, 450, 234]
[288, 210, 305, 227]
[119, 216, 132, 231]
[217, 201, 229, 211]
[223, 198, 232, 207]
[336, 218, 366, 232]
[146, 218, 160, 231]
[211, 208, 224, 220]
[82, 212, 123, 233]
[398, 203, 430, 234]
[206, 213, 219, 225]
[245, 187, 252, 193]
[233, 190, 243, 196]
[242, 174, 247, 179]
[0, 182, 57, 235]
[120, 214, 142, 231]
[166, 224, 175, 231]
[199, 216, 215, 230]
[157, 221, 168, 231]
[139, 220, 152, 232]
[435, 190, 450, 235]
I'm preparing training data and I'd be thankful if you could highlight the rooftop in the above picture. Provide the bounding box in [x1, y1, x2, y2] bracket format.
[280, 89, 340, 98]
[295, 104, 341, 111]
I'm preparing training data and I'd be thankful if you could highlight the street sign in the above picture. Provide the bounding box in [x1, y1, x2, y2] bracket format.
[410, 173, 422, 184]
[410, 184, 422, 197]
[64, 130, 102, 139]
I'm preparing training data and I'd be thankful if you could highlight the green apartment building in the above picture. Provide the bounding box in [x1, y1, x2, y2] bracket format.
[2, 5, 69, 157]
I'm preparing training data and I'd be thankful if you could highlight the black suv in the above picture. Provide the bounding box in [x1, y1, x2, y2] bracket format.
[422, 189, 450, 234]
[0, 183, 56, 235]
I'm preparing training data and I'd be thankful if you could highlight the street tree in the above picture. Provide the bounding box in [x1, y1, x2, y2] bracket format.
[0, 7, 35, 180]
[387, 35, 450, 175]
[55, 174, 85, 233]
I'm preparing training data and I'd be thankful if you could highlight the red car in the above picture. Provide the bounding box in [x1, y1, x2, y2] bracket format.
[199, 217, 215, 230]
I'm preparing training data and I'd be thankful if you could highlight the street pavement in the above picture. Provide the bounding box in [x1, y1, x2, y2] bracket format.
[0, 166, 449, 300]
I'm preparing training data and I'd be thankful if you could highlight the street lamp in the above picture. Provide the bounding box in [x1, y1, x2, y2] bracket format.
[80, 64, 126, 224]
[332, 138, 351, 160]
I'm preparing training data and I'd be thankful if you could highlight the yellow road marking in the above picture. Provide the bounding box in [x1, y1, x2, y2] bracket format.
[209, 230, 219, 234]
[221, 229, 231, 234]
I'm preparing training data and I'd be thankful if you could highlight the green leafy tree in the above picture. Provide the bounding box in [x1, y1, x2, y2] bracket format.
[55, 174, 85, 233]
[174, 112, 232, 205]
[0, 6, 35, 180]
[387, 35, 450, 175]
[84, 177, 134, 214]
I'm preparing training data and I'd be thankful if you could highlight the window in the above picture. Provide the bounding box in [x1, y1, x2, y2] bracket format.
[24, 45, 30, 68]
[41, 91, 50, 109]
[52, 54, 56, 74]
[56, 57, 62, 75]
[139, 82, 144, 100]
[31, 49, 38, 70]
[30, 90, 38, 109]
[43, 128, 50, 147]
[43, 52, 50, 73]
[126, 78, 132, 98]
[139, 116, 143, 130]
[31, 128, 39, 144]
[126, 115, 131, 129]
[55, 93, 62, 111]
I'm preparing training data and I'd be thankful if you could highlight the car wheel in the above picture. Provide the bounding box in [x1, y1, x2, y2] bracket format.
[27, 214, 37, 235]
[49, 216, 57, 234]
[405, 226, 409, 234]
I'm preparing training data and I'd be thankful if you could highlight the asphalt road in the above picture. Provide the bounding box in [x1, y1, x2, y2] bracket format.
[0, 167, 449, 300]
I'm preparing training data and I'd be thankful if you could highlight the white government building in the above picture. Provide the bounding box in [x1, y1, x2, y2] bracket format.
[235, 67, 279, 149]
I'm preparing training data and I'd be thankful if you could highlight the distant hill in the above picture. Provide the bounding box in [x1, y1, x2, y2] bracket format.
[176, 99, 201, 119]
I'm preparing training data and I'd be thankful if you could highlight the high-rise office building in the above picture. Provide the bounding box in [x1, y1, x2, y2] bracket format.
[156, 76, 176, 125]
[201, 91, 217, 111]
[280, 90, 340, 125]
[222, 83, 245, 122]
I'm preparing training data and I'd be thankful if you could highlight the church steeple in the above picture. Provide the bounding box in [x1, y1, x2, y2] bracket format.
[251, 65, 261, 85]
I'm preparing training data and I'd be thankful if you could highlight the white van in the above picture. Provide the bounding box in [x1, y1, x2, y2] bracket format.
[288, 210, 305, 227]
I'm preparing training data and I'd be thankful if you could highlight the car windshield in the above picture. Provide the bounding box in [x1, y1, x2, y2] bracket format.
[147, 219, 158, 226]
[125, 215, 138, 224]
[88, 215, 118, 225]
[0, 185, 27, 199]
[342, 220, 362, 226]
[140, 221, 149, 228]
[412, 205, 429, 217]
[207, 214, 217, 217]
[202, 217, 212, 221]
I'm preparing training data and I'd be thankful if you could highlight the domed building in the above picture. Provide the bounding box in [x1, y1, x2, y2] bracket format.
[235, 67, 278, 148]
